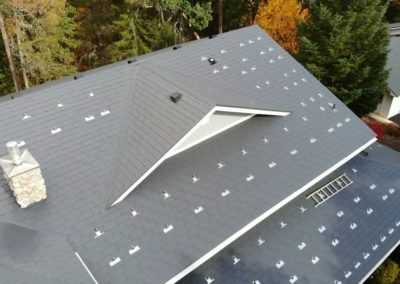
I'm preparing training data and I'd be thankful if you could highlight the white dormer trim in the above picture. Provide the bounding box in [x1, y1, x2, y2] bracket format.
[165, 112, 252, 159]
[215, 106, 290, 116]
[111, 106, 289, 206]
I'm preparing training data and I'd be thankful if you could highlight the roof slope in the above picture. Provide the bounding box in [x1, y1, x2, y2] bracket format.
[108, 62, 288, 206]
[106, 63, 214, 206]
[388, 32, 400, 96]
[179, 143, 400, 284]
[0, 25, 376, 284]
[0, 222, 92, 284]
[141, 62, 289, 112]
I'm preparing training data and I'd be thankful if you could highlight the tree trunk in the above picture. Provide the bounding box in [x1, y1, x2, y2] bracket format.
[181, 12, 200, 40]
[218, 0, 223, 34]
[247, 0, 256, 25]
[0, 12, 19, 92]
[15, 17, 29, 89]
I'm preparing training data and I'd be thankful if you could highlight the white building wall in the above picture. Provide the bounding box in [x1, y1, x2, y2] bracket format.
[376, 92, 400, 119]
[389, 96, 400, 118]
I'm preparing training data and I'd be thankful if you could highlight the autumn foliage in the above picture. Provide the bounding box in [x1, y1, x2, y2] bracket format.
[254, 0, 308, 53]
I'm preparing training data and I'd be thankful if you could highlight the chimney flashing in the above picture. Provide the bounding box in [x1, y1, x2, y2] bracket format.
[0, 142, 47, 208]
[0, 148, 40, 179]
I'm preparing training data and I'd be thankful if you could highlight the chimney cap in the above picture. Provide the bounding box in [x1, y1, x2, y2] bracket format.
[6, 141, 22, 165]
[0, 142, 39, 179]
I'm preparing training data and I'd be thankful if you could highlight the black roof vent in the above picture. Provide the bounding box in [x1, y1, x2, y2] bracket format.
[73, 74, 83, 80]
[173, 45, 182, 50]
[127, 59, 136, 64]
[209, 34, 217, 39]
[170, 92, 183, 103]
[208, 58, 217, 65]
[360, 150, 369, 157]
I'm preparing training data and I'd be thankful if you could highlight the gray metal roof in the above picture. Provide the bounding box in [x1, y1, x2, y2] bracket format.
[107, 63, 215, 206]
[390, 113, 400, 125]
[0, 26, 377, 283]
[108, 62, 290, 206]
[388, 33, 400, 96]
[0, 221, 92, 283]
[179, 143, 400, 284]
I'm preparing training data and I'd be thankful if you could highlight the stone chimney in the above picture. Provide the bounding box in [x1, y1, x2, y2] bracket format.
[0, 141, 47, 208]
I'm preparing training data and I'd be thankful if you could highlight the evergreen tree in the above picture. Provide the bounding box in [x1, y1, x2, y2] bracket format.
[297, 0, 390, 116]
[70, 0, 122, 70]
[19, 0, 78, 85]
[107, 12, 177, 62]
[0, 39, 14, 96]
[366, 259, 400, 284]
[0, 0, 78, 88]
[386, 0, 400, 22]
[0, 2, 19, 92]
[71, 0, 212, 70]
[205, 0, 259, 36]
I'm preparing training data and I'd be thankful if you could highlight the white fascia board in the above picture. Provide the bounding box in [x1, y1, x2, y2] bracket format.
[358, 240, 400, 284]
[165, 137, 377, 284]
[111, 108, 216, 206]
[75, 252, 99, 284]
[215, 106, 290, 116]
[165, 114, 253, 159]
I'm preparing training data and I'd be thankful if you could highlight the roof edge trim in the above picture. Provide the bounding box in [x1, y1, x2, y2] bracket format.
[165, 137, 377, 284]
[215, 106, 290, 116]
[74, 252, 99, 284]
[111, 107, 216, 206]
[358, 240, 400, 284]
[387, 87, 400, 97]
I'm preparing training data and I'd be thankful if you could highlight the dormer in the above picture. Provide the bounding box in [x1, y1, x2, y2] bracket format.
[107, 62, 290, 206]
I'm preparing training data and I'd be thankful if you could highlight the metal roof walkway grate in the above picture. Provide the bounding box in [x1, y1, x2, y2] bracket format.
[307, 173, 353, 207]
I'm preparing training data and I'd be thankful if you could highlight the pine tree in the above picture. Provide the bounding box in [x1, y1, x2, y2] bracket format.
[254, 0, 308, 53]
[367, 259, 400, 284]
[0, 3, 19, 92]
[0, 0, 78, 87]
[205, 0, 259, 36]
[19, 0, 78, 85]
[297, 0, 390, 116]
[386, 0, 400, 22]
[107, 12, 177, 62]
[0, 39, 14, 96]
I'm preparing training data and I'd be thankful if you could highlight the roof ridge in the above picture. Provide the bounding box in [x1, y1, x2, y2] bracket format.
[106, 64, 215, 206]
[104, 65, 142, 207]
[139, 61, 290, 112]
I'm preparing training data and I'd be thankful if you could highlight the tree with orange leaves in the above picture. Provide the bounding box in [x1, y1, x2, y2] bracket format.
[254, 0, 308, 54]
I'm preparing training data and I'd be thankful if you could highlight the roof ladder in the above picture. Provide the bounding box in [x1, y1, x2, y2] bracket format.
[307, 173, 353, 207]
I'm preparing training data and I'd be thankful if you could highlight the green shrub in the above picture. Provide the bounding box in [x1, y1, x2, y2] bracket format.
[366, 259, 400, 284]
